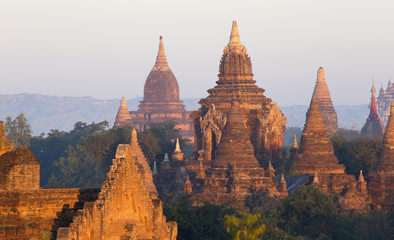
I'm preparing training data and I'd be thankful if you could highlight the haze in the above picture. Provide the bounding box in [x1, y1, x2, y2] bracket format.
[1, 0, 394, 106]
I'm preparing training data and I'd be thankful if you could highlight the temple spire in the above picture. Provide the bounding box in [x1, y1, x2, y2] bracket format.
[378, 100, 394, 173]
[361, 80, 384, 138]
[311, 67, 338, 132]
[114, 96, 133, 127]
[228, 21, 243, 51]
[155, 36, 168, 68]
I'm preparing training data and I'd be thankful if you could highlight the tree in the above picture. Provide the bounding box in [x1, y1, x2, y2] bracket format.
[331, 131, 382, 176]
[163, 196, 236, 240]
[224, 213, 265, 240]
[5, 112, 32, 147]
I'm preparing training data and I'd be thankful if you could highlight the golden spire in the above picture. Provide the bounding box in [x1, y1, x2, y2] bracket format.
[292, 134, 298, 149]
[371, 78, 376, 93]
[358, 170, 365, 182]
[280, 174, 286, 184]
[154, 36, 168, 68]
[174, 138, 181, 153]
[228, 21, 244, 51]
[131, 128, 138, 143]
[121, 96, 127, 106]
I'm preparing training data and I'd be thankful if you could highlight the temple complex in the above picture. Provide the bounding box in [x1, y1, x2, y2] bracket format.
[189, 21, 286, 166]
[114, 36, 194, 140]
[368, 101, 394, 210]
[295, 96, 371, 211]
[311, 67, 338, 132]
[361, 82, 385, 138]
[377, 79, 394, 124]
[0, 126, 176, 239]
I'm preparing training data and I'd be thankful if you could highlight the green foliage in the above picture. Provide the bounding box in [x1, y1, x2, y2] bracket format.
[138, 120, 191, 165]
[45, 125, 132, 188]
[331, 130, 382, 176]
[5, 112, 32, 147]
[349, 210, 394, 240]
[224, 213, 265, 240]
[30, 121, 111, 186]
[163, 196, 236, 240]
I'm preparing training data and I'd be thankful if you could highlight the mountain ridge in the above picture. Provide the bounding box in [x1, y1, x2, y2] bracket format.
[0, 93, 369, 135]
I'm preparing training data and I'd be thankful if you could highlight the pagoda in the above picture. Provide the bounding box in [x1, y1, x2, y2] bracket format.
[189, 21, 286, 165]
[361, 82, 385, 138]
[295, 97, 345, 175]
[114, 36, 194, 140]
[368, 101, 394, 210]
[311, 67, 338, 132]
[377, 78, 394, 124]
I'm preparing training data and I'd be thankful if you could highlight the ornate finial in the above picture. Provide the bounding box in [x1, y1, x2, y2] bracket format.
[313, 172, 319, 184]
[358, 170, 365, 182]
[185, 174, 191, 184]
[131, 128, 138, 143]
[121, 96, 127, 106]
[371, 78, 376, 93]
[154, 35, 168, 68]
[228, 21, 243, 51]
[174, 138, 181, 153]
[153, 161, 158, 175]
[317, 67, 325, 82]
[292, 134, 298, 149]
[280, 174, 286, 183]
[163, 153, 169, 162]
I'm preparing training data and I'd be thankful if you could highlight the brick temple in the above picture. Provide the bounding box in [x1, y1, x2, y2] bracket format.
[174, 21, 288, 204]
[295, 96, 371, 211]
[114, 36, 194, 140]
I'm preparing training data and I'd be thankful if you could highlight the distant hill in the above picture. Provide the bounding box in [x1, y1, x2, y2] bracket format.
[0, 93, 369, 136]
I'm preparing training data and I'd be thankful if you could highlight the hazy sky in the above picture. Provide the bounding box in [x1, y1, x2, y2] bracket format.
[1, 0, 394, 106]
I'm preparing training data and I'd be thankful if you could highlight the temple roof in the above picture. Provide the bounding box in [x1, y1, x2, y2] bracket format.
[361, 82, 384, 138]
[198, 21, 271, 112]
[143, 36, 180, 103]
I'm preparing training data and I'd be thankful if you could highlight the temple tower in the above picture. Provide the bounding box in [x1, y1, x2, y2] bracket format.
[311, 67, 338, 132]
[361, 82, 385, 138]
[295, 97, 345, 174]
[190, 21, 286, 165]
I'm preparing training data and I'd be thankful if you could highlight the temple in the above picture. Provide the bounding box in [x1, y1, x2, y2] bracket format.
[189, 21, 286, 166]
[311, 67, 338, 132]
[296, 97, 345, 174]
[295, 96, 371, 211]
[177, 21, 287, 204]
[368, 101, 394, 210]
[377, 78, 394, 124]
[361, 82, 385, 138]
[114, 36, 194, 140]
